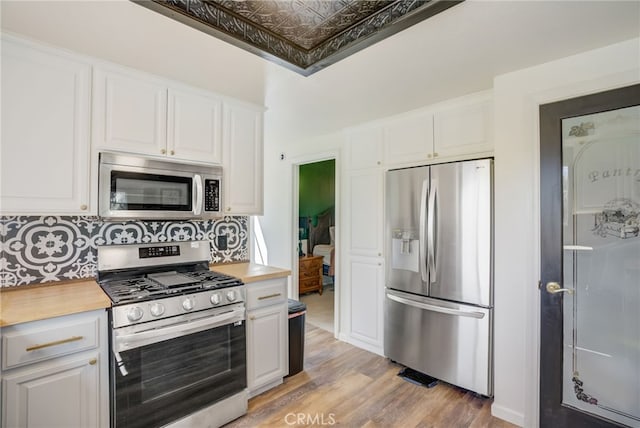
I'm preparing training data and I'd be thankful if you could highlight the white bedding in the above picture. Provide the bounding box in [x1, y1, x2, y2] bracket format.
[313, 244, 333, 266]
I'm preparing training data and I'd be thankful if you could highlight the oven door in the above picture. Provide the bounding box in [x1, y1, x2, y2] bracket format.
[110, 305, 246, 428]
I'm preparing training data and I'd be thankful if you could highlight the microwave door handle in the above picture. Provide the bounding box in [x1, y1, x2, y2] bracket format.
[193, 174, 203, 216]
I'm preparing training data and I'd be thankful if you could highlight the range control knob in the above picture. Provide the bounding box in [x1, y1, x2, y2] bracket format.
[149, 302, 165, 317]
[210, 293, 221, 305]
[182, 297, 195, 311]
[226, 290, 237, 302]
[127, 306, 144, 322]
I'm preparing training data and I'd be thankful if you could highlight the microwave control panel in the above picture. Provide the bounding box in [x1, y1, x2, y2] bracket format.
[204, 179, 220, 212]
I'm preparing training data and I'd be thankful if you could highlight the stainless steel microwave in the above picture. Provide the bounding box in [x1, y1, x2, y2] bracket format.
[98, 152, 222, 220]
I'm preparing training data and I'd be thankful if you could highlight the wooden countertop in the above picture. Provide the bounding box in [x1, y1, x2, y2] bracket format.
[211, 262, 291, 283]
[0, 263, 289, 327]
[0, 280, 111, 327]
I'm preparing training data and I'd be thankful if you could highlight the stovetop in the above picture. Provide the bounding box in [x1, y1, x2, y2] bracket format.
[100, 270, 243, 305]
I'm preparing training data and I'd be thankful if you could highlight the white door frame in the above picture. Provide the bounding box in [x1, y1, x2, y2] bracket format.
[291, 151, 340, 338]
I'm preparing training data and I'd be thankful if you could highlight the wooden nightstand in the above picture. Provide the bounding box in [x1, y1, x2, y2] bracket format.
[298, 255, 324, 295]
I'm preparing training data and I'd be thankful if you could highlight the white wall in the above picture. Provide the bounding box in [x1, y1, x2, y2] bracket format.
[491, 38, 640, 427]
[258, 130, 344, 293]
[260, 37, 640, 428]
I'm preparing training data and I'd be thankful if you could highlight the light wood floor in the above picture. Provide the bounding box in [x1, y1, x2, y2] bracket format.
[227, 325, 515, 428]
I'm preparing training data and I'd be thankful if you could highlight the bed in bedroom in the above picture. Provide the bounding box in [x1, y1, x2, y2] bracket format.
[305, 209, 335, 280]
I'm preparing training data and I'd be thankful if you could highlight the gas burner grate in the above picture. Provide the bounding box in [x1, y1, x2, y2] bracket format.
[99, 270, 244, 305]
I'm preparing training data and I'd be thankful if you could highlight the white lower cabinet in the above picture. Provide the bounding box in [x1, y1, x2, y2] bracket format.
[1, 310, 109, 428]
[347, 256, 384, 354]
[245, 278, 288, 398]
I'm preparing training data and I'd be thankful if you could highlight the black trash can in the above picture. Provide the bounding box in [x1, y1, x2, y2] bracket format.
[287, 299, 306, 377]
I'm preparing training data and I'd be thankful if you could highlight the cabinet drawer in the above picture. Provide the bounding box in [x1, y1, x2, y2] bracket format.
[2, 313, 101, 370]
[299, 277, 321, 292]
[300, 268, 320, 279]
[246, 278, 287, 310]
[299, 257, 323, 271]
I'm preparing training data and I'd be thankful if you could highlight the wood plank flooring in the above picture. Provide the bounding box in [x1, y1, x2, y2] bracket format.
[227, 325, 516, 428]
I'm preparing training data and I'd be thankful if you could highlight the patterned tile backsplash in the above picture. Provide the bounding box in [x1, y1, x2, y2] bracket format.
[0, 215, 249, 287]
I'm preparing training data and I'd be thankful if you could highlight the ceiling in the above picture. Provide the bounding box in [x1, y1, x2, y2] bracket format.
[134, 0, 462, 75]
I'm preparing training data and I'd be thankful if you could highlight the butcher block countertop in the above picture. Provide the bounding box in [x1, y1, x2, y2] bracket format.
[211, 262, 291, 283]
[0, 280, 111, 327]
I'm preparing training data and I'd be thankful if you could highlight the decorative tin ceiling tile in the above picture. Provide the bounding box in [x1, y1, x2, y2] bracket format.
[133, 0, 462, 75]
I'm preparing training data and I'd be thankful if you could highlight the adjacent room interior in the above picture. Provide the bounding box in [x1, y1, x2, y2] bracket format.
[297, 159, 336, 333]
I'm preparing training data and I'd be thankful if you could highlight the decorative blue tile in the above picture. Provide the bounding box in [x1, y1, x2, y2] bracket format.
[0, 215, 249, 288]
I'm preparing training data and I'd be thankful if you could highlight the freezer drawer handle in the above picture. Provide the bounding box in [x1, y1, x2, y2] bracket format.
[387, 293, 485, 319]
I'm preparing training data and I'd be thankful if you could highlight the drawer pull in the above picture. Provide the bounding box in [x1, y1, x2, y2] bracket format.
[89, 358, 97, 365]
[258, 293, 282, 301]
[26, 336, 84, 352]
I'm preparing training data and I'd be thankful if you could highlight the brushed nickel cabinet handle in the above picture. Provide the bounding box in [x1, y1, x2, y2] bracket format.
[249, 316, 256, 321]
[26, 336, 84, 352]
[170, 150, 175, 155]
[89, 358, 97, 365]
[80, 204, 87, 210]
[258, 293, 282, 300]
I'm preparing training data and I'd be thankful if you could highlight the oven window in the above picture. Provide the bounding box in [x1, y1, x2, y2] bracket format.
[140, 326, 232, 402]
[110, 171, 192, 211]
[114, 322, 246, 428]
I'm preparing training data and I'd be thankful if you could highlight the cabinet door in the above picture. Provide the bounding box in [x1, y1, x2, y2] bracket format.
[433, 93, 493, 158]
[222, 103, 263, 214]
[2, 352, 101, 428]
[246, 304, 287, 392]
[345, 126, 383, 170]
[383, 110, 434, 166]
[1, 37, 91, 214]
[347, 170, 383, 257]
[167, 87, 222, 163]
[92, 66, 167, 156]
[349, 256, 384, 350]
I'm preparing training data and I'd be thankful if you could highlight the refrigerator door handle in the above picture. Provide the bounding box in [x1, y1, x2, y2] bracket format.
[427, 179, 437, 283]
[419, 178, 429, 283]
[386, 292, 485, 319]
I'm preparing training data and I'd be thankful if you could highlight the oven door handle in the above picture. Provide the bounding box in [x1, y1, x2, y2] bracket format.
[114, 307, 245, 352]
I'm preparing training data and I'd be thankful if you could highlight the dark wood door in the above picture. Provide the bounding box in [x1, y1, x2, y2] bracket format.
[539, 84, 640, 427]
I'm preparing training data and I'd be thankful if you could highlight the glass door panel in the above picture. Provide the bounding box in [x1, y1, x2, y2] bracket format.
[561, 105, 640, 426]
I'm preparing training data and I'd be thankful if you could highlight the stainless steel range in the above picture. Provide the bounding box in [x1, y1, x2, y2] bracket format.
[97, 240, 248, 428]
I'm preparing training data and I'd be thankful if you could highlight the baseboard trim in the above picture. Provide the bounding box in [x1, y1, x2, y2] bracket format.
[491, 403, 525, 427]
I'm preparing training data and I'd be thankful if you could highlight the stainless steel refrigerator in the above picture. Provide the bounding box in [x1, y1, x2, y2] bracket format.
[384, 158, 493, 396]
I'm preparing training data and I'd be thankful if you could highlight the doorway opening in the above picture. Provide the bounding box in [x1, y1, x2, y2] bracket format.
[296, 159, 336, 334]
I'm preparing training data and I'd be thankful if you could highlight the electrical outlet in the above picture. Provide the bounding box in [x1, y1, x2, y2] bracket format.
[217, 235, 228, 250]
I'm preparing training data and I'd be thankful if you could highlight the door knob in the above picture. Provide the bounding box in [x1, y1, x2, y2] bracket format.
[546, 282, 574, 294]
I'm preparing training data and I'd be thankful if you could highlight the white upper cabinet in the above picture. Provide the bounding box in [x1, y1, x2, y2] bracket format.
[433, 91, 493, 158]
[1, 36, 91, 215]
[222, 103, 264, 215]
[346, 126, 383, 170]
[346, 90, 494, 170]
[167, 86, 223, 163]
[383, 110, 434, 166]
[92, 65, 168, 156]
[93, 65, 225, 164]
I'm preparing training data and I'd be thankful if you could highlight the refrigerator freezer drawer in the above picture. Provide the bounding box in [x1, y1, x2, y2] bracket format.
[384, 289, 493, 396]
